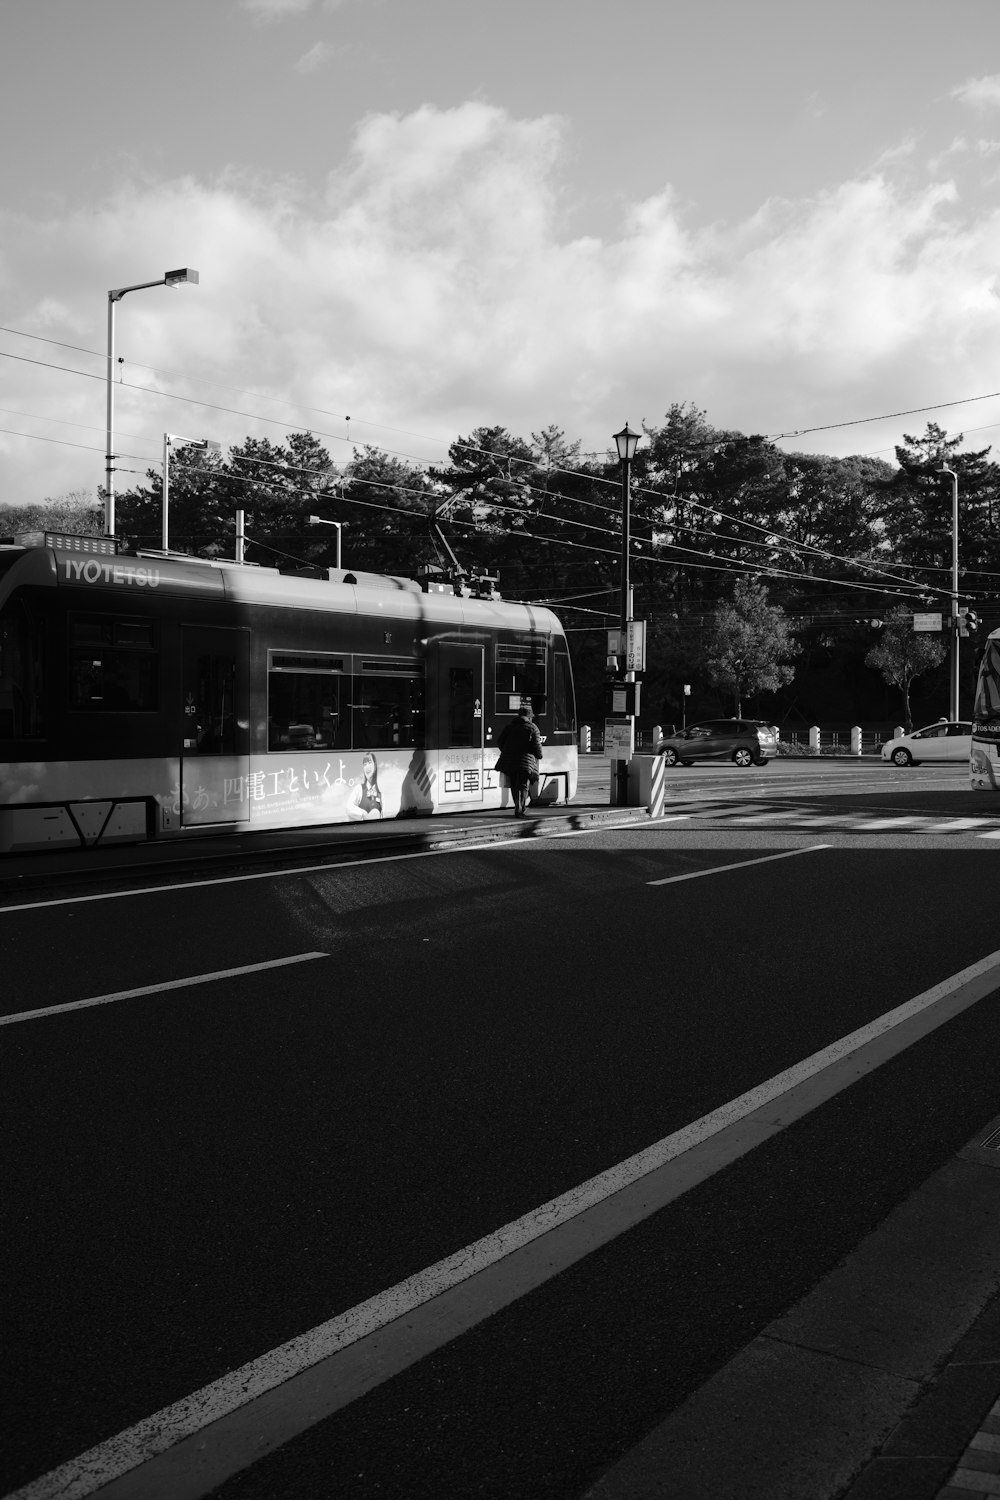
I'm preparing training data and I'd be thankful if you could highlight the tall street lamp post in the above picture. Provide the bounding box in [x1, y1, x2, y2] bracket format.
[308, 515, 348, 569]
[613, 422, 641, 804]
[105, 268, 199, 538]
[939, 465, 960, 719]
[162, 433, 221, 552]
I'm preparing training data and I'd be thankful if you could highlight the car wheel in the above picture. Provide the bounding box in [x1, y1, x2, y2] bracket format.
[754, 756, 769, 767]
[733, 747, 754, 767]
[661, 747, 679, 766]
[891, 748, 912, 766]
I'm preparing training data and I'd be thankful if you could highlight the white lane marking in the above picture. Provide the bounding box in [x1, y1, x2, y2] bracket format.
[0, 818, 692, 917]
[465, 814, 692, 852]
[920, 817, 993, 832]
[647, 843, 829, 885]
[841, 815, 927, 830]
[0, 954, 328, 1027]
[0, 850, 453, 915]
[13, 941, 1000, 1500]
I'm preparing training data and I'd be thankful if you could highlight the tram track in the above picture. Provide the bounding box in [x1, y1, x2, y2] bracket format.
[0, 802, 651, 904]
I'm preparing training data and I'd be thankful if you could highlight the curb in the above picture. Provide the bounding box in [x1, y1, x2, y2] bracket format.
[582, 1119, 1000, 1500]
[0, 802, 653, 899]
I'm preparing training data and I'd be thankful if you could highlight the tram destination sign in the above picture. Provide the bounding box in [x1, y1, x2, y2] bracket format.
[54, 550, 225, 597]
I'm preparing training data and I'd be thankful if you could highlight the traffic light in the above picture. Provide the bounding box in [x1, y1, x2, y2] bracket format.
[967, 609, 980, 634]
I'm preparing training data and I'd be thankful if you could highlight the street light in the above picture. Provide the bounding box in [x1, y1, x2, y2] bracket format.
[938, 465, 960, 719]
[614, 422, 641, 642]
[162, 433, 221, 552]
[308, 515, 348, 569]
[612, 422, 641, 805]
[105, 267, 199, 538]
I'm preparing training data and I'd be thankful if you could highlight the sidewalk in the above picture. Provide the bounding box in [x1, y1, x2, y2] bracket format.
[582, 1121, 1000, 1500]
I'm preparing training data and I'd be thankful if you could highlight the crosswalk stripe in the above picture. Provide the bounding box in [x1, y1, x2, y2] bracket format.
[680, 808, 1000, 837]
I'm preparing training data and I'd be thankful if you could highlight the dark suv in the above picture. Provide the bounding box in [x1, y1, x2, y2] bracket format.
[657, 719, 777, 767]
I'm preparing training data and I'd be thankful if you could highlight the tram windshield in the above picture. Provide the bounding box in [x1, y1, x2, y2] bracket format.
[973, 639, 1000, 728]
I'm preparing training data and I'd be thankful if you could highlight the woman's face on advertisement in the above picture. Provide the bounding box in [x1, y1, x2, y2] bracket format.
[363, 755, 375, 779]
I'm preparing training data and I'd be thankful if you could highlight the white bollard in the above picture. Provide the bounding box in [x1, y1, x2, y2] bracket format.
[809, 725, 821, 755]
[850, 725, 862, 756]
[579, 725, 591, 754]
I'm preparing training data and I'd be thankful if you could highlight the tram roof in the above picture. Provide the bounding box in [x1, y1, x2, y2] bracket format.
[0, 537, 564, 635]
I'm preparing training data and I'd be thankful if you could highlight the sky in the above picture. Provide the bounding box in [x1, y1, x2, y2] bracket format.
[2, 0, 1000, 507]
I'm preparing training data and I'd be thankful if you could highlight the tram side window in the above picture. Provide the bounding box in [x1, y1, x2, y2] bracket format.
[352, 663, 425, 749]
[0, 604, 45, 739]
[495, 643, 546, 715]
[552, 646, 576, 732]
[69, 616, 157, 711]
[267, 655, 348, 750]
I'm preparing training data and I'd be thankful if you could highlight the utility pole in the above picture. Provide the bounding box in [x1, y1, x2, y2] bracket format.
[939, 466, 960, 719]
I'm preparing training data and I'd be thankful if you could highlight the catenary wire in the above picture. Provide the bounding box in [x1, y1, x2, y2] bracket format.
[2, 341, 992, 605]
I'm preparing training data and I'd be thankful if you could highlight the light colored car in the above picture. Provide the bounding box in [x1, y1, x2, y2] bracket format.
[880, 720, 972, 766]
[657, 718, 778, 768]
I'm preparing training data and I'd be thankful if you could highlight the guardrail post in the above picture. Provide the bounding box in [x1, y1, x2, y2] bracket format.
[850, 725, 862, 756]
[809, 725, 821, 755]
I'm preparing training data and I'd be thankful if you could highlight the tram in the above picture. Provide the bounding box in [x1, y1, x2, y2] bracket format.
[0, 530, 578, 853]
[970, 628, 1000, 789]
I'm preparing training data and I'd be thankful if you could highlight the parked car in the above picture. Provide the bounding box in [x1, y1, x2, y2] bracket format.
[657, 718, 778, 767]
[880, 720, 972, 766]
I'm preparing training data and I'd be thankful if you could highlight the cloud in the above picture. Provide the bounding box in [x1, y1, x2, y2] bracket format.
[240, 0, 314, 22]
[240, 0, 354, 18]
[951, 75, 1000, 112]
[294, 40, 334, 72]
[3, 100, 1000, 505]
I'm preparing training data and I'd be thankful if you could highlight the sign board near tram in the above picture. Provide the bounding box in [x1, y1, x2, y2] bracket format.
[913, 612, 943, 632]
[605, 718, 634, 760]
[607, 621, 646, 671]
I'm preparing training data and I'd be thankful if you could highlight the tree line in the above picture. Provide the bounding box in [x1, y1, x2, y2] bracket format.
[4, 405, 998, 731]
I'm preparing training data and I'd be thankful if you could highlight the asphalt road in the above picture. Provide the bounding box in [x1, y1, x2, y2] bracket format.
[3, 758, 1000, 1498]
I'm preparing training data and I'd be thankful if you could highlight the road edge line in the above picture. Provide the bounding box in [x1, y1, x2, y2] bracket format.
[11, 943, 1000, 1500]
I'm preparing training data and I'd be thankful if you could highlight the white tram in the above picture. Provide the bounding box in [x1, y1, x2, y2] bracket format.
[0, 531, 578, 853]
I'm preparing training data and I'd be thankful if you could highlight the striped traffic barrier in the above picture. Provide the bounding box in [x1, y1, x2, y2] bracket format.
[648, 752, 665, 818]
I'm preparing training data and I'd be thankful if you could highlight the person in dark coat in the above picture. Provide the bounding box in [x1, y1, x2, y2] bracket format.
[496, 705, 543, 816]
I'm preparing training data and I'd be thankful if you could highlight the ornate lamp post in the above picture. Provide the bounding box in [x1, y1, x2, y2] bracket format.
[612, 422, 641, 803]
[614, 422, 641, 641]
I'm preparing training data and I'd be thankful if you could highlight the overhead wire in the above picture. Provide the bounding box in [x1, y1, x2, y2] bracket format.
[2, 329, 996, 607]
[6, 316, 1000, 469]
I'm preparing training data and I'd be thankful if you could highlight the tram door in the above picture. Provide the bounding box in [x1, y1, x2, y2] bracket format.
[179, 626, 250, 827]
[435, 643, 484, 805]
